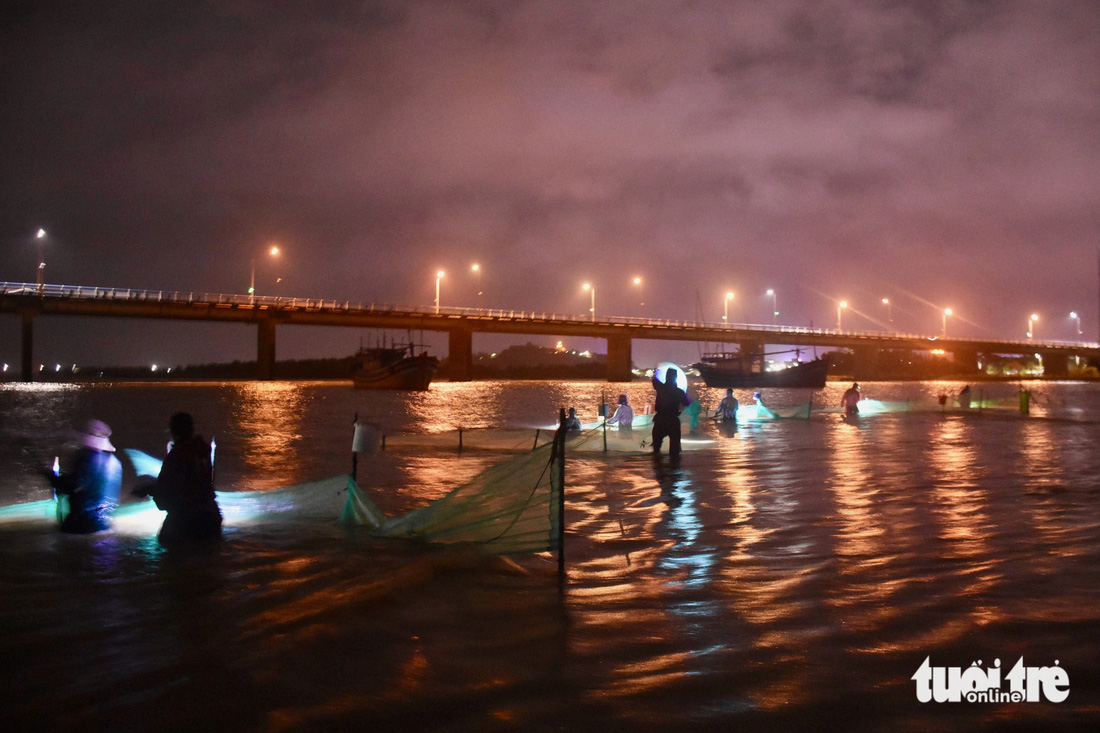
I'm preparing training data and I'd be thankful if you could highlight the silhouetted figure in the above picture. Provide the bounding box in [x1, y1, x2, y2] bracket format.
[133, 412, 222, 546]
[958, 385, 972, 409]
[1019, 388, 1031, 415]
[841, 383, 861, 416]
[607, 393, 634, 431]
[562, 407, 582, 431]
[651, 367, 691, 457]
[717, 389, 739, 424]
[44, 419, 122, 533]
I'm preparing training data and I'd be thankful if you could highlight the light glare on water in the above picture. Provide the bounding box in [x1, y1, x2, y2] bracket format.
[1, 379, 1099, 731]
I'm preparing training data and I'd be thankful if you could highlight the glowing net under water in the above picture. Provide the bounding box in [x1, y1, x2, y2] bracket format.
[3, 441, 564, 555]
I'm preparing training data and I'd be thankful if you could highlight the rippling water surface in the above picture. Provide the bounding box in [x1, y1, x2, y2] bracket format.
[2, 379, 1099, 731]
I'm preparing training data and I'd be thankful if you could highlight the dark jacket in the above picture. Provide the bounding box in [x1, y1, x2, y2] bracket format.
[652, 375, 691, 419]
[150, 435, 221, 544]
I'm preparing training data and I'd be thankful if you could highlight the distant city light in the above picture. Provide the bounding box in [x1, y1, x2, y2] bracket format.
[151, 364, 158, 372]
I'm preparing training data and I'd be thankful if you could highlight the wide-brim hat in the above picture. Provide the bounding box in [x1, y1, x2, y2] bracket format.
[80, 419, 115, 452]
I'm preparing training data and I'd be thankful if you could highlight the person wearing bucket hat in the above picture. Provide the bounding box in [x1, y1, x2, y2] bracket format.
[132, 412, 222, 545]
[43, 419, 123, 533]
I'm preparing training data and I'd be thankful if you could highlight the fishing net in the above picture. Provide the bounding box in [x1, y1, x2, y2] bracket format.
[342, 435, 563, 555]
[815, 398, 1024, 415]
[3, 437, 565, 556]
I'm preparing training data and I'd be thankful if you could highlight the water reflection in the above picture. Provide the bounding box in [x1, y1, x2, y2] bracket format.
[228, 382, 308, 490]
[4, 382, 1100, 730]
[928, 416, 990, 556]
[824, 414, 884, 561]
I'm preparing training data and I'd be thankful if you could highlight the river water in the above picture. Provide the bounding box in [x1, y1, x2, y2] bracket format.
[1, 379, 1099, 732]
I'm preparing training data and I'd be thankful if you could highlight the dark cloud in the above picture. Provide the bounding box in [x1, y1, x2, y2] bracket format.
[2, 0, 1098, 367]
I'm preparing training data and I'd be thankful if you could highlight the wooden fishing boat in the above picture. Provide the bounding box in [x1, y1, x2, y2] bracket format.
[352, 345, 438, 390]
[694, 353, 827, 389]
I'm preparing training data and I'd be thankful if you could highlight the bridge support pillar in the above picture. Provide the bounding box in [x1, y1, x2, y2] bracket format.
[448, 327, 473, 382]
[738, 341, 765, 372]
[21, 309, 34, 382]
[606, 333, 633, 382]
[852, 347, 881, 380]
[952, 349, 982, 375]
[257, 318, 276, 380]
[1039, 351, 1069, 378]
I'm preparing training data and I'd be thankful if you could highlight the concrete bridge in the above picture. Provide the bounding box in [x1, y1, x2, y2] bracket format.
[3, 281, 1098, 382]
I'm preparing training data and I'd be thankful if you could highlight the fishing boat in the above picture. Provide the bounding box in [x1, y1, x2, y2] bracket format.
[694, 352, 827, 389]
[352, 343, 438, 390]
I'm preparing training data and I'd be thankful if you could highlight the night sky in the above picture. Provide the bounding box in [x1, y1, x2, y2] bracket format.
[2, 1, 1098, 369]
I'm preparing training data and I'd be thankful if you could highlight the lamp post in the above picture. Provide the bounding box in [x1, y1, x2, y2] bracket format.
[766, 288, 777, 325]
[1027, 313, 1038, 342]
[34, 228, 47, 289]
[837, 300, 847, 330]
[633, 276, 644, 311]
[249, 245, 280, 302]
[882, 298, 892, 327]
[435, 270, 445, 314]
[1070, 311, 1082, 336]
[471, 263, 482, 312]
[942, 308, 952, 338]
[723, 291, 734, 323]
[582, 282, 595, 321]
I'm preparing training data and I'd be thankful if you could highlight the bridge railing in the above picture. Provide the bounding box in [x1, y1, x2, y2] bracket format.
[2, 281, 1094, 350]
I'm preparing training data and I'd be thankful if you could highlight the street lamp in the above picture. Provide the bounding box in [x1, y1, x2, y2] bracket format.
[882, 298, 892, 326]
[435, 270, 445, 314]
[766, 288, 777, 325]
[582, 282, 595, 321]
[471, 263, 482, 311]
[723, 291, 734, 323]
[1027, 313, 1038, 341]
[1070, 311, 1082, 336]
[837, 300, 848, 330]
[633, 276, 644, 310]
[249, 245, 280, 301]
[942, 308, 952, 338]
[34, 228, 46, 288]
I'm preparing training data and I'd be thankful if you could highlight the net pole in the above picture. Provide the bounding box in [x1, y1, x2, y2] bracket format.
[556, 408, 566, 577]
[351, 412, 358, 481]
